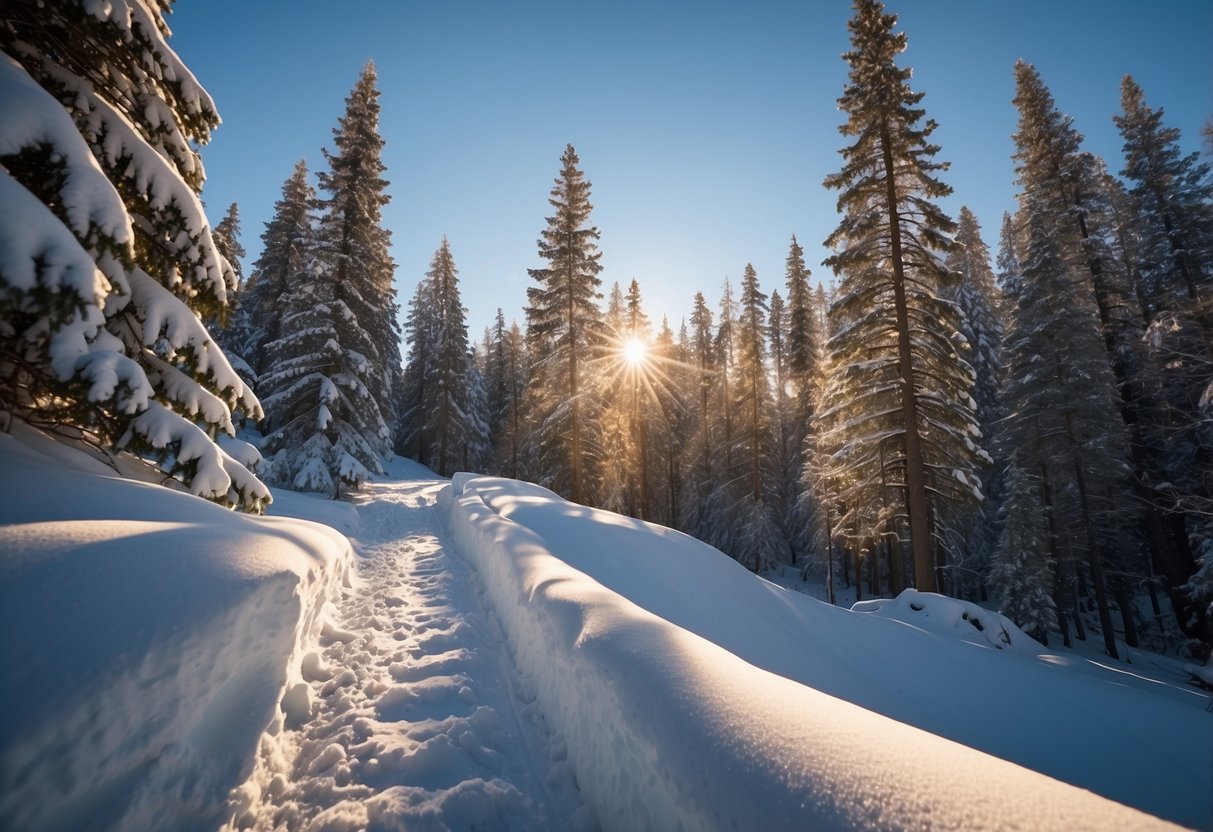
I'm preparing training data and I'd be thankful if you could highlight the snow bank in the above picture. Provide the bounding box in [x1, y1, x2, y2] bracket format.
[442, 474, 1175, 831]
[450, 477, 1213, 829]
[0, 432, 351, 832]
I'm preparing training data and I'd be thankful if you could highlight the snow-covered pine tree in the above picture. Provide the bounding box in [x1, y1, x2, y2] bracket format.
[1115, 76, 1213, 334]
[1, 2, 267, 510]
[943, 207, 1002, 598]
[1114, 77, 1213, 650]
[208, 202, 256, 389]
[315, 62, 401, 448]
[403, 238, 488, 477]
[820, 0, 980, 593]
[989, 466, 1058, 644]
[484, 308, 525, 477]
[728, 264, 783, 572]
[998, 208, 1133, 658]
[235, 161, 314, 383]
[524, 144, 605, 504]
[398, 273, 437, 466]
[784, 235, 820, 441]
[257, 179, 389, 496]
[1013, 61, 1183, 648]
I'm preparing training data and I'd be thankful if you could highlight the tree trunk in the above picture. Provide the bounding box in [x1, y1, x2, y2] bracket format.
[1065, 411, 1119, 658]
[879, 121, 935, 593]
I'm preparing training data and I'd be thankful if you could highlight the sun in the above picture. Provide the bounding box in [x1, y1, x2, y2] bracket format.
[623, 337, 647, 367]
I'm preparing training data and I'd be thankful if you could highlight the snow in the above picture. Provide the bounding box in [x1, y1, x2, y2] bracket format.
[0, 437, 1204, 830]
[0, 53, 131, 251]
[443, 474, 1190, 830]
[0, 429, 350, 831]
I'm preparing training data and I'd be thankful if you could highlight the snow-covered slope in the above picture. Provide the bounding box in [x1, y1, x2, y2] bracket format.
[0, 432, 351, 832]
[444, 474, 1207, 830]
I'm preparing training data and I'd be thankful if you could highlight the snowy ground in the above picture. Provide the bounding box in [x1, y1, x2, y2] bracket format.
[224, 468, 582, 830]
[2, 434, 1209, 830]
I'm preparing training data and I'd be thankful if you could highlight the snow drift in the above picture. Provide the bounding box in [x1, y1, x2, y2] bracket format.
[0, 432, 351, 832]
[443, 474, 1180, 831]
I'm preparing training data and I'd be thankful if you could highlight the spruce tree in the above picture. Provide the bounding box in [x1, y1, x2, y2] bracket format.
[820, 0, 979, 592]
[990, 467, 1058, 644]
[405, 238, 489, 477]
[944, 207, 1002, 597]
[730, 264, 782, 571]
[1, 1, 266, 510]
[681, 291, 718, 534]
[398, 276, 437, 466]
[315, 62, 401, 448]
[524, 144, 605, 503]
[1013, 61, 1195, 647]
[238, 161, 314, 379]
[998, 209, 1133, 658]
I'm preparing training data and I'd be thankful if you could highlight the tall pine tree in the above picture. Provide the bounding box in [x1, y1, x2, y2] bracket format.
[315, 62, 401, 449]
[524, 145, 605, 504]
[819, 0, 979, 592]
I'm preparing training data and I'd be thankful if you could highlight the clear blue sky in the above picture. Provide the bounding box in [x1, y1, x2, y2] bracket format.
[171, 0, 1212, 341]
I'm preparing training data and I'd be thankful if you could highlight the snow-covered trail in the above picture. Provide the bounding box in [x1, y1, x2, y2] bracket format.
[225, 478, 582, 831]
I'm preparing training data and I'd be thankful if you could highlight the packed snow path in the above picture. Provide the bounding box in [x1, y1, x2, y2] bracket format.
[225, 479, 581, 831]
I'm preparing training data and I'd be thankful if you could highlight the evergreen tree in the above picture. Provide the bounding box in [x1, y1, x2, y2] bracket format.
[989, 466, 1058, 644]
[1115, 77, 1213, 649]
[239, 161, 314, 379]
[1013, 61, 1188, 648]
[398, 275, 437, 466]
[524, 144, 605, 503]
[315, 62, 401, 448]
[998, 209, 1133, 658]
[784, 234, 821, 437]
[256, 190, 388, 496]
[401, 239, 488, 477]
[729, 264, 782, 571]
[209, 202, 255, 388]
[259, 67, 400, 495]
[819, 0, 979, 592]
[944, 207, 1002, 597]
[681, 291, 718, 535]
[1, 2, 266, 510]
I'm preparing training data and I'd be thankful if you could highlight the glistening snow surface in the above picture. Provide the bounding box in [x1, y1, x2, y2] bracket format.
[0, 438, 1201, 831]
[458, 476, 1212, 828]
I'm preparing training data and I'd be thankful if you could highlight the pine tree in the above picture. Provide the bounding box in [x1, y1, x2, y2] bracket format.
[398, 276, 438, 466]
[209, 202, 255, 388]
[989, 467, 1058, 644]
[729, 264, 782, 571]
[1, 2, 266, 510]
[404, 238, 489, 477]
[524, 144, 605, 503]
[819, 0, 979, 592]
[998, 209, 1133, 658]
[944, 207, 1002, 598]
[1115, 76, 1213, 649]
[681, 291, 718, 534]
[1013, 61, 1192, 648]
[238, 161, 314, 379]
[315, 62, 401, 449]
[784, 235, 821, 437]
[259, 67, 400, 495]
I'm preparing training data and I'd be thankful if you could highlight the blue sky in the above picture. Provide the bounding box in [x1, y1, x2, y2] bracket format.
[171, 0, 1213, 340]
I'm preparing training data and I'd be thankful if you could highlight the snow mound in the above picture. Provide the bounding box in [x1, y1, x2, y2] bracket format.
[443, 474, 1174, 831]
[0, 432, 351, 832]
[852, 589, 1041, 654]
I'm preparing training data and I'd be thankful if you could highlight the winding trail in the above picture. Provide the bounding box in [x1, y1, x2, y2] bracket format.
[226, 478, 582, 831]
